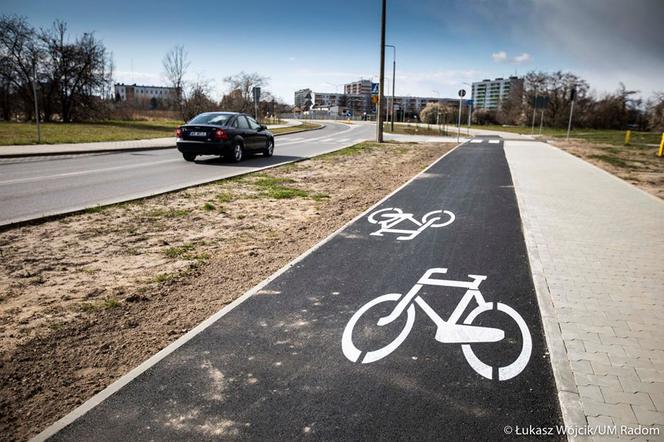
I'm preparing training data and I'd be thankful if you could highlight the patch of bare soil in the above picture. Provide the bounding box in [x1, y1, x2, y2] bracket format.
[549, 138, 663, 199]
[0, 141, 454, 441]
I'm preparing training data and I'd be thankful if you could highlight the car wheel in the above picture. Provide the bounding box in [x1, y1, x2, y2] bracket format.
[230, 142, 243, 163]
[183, 152, 196, 162]
[263, 139, 274, 157]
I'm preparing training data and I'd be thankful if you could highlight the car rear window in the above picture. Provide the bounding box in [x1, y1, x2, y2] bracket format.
[188, 113, 233, 125]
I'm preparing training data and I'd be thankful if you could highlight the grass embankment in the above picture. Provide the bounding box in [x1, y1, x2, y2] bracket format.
[0, 120, 180, 145]
[0, 120, 321, 146]
[385, 123, 451, 137]
[270, 122, 321, 135]
[477, 125, 661, 148]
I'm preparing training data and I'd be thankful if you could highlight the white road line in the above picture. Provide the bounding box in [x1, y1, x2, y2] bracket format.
[277, 125, 359, 146]
[488, 139, 500, 144]
[320, 138, 335, 142]
[0, 159, 181, 186]
[470, 139, 483, 144]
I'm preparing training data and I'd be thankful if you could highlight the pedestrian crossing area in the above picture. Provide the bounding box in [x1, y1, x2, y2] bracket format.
[469, 138, 501, 144]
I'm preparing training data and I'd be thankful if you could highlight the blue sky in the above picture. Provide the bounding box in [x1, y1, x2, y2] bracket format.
[4, 0, 663, 103]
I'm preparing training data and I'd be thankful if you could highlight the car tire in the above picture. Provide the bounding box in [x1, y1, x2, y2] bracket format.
[263, 139, 274, 157]
[229, 142, 243, 163]
[182, 152, 196, 162]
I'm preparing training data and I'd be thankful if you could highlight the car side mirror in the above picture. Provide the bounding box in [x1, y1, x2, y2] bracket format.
[259, 125, 267, 131]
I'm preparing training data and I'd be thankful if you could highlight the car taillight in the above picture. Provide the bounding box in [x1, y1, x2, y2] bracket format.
[214, 128, 228, 141]
[175, 127, 182, 138]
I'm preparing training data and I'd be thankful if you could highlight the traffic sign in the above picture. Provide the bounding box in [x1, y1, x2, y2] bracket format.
[458, 89, 466, 98]
[371, 82, 379, 94]
[371, 95, 379, 104]
[252, 86, 261, 103]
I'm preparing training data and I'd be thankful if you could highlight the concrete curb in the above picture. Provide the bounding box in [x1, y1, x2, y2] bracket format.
[0, 124, 326, 159]
[505, 147, 589, 442]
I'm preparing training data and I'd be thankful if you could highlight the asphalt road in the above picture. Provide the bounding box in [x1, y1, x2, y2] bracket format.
[0, 122, 373, 226]
[40, 136, 563, 441]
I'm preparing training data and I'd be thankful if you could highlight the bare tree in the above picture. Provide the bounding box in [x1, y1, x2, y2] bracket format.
[222, 71, 268, 113]
[0, 15, 42, 121]
[182, 76, 218, 120]
[39, 21, 108, 122]
[162, 45, 189, 120]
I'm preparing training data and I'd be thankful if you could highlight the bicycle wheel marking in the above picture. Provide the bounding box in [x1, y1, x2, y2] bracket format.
[366, 207, 455, 241]
[341, 267, 532, 381]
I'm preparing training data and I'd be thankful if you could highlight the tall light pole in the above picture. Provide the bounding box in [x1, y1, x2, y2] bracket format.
[433, 89, 440, 131]
[385, 44, 396, 132]
[376, 0, 387, 142]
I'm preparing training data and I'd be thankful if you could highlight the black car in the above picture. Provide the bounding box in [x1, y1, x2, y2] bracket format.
[176, 112, 274, 162]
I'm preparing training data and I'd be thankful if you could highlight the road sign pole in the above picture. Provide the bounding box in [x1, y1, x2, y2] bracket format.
[376, 0, 386, 143]
[539, 110, 544, 135]
[566, 94, 576, 141]
[457, 98, 462, 142]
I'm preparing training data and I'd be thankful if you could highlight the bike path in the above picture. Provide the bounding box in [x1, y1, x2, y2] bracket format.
[42, 137, 563, 441]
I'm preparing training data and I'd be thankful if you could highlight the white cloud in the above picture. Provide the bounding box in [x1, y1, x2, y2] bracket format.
[492, 51, 508, 62]
[513, 53, 531, 63]
[492, 51, 531, 64]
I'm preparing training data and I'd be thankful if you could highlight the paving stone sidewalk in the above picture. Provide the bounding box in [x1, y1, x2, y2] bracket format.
[504, 140, 664, 441]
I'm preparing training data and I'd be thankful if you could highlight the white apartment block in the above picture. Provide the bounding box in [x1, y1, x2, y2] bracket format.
[471, 76, 523, 110]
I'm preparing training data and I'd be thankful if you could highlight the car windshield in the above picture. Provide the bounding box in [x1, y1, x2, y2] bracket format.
[188, 113, 233, 125]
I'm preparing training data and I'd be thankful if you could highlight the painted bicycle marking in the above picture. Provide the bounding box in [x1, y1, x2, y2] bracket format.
[367, 208, 455, 241]
[341, 268, 532, 381]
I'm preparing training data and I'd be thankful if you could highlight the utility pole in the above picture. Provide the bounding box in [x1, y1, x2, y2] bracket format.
[376, 0, 386, 143]
[385, 45, 396, 132]
[531, 93, 538, 135]
[32, 63, 41, 144]
[566, 88, 576, 140]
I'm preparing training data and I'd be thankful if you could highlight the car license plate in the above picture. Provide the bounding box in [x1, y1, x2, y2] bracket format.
[190, 131, 207, 137]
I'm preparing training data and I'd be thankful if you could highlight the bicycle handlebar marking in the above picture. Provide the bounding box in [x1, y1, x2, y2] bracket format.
[367, 208, 455, 241]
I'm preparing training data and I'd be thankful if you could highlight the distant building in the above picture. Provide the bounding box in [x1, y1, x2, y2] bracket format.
[114, 83, 179, 103]
[296, 79, 464, 117]
[344, 79, 376, 95]
[294, 88, 313, 110]
[471, 76, 523, 110]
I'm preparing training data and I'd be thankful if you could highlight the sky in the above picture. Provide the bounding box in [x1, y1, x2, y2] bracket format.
[3, 0, 663, 104]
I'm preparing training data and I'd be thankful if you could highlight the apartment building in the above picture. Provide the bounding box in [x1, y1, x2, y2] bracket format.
[114, 83, 178, 102]
[471, 76, 523, 110]
[294, 88, 313, 110]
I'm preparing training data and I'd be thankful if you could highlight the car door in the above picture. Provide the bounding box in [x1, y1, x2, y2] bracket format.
[234, 115, 254, 149]
[246, 116, 266, 150]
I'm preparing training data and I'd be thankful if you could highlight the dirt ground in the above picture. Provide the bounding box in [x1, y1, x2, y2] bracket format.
[549, 138, 663, 199]
[0, 140, 454, 441]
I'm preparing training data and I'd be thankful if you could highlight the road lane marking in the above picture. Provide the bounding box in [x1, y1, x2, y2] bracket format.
[341, 267, 532, 380]
[367, 207, 455, 241]
[276, 124, 359, 146]
[470, 139, 483, 143]
[488, 139, 500, 144]
[0, 159, 181, 186]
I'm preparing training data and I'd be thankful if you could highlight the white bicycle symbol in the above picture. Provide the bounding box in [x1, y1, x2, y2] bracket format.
[367, 208, 455, 241]
[341, 268, 532, 381]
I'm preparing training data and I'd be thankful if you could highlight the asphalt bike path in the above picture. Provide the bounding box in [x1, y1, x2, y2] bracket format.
[41, 136, 563, 441]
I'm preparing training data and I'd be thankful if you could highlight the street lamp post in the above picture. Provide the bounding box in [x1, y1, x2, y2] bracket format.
[385, 44, 396, 132]
[376, 0, 387, 143]
[32, 63, 41, 144]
